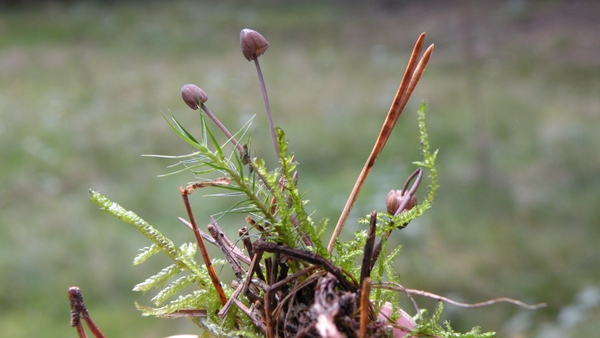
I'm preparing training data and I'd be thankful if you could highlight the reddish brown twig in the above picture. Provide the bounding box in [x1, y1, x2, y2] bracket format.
[239, 226, 254, 256]
[242, 251, 265, 301]
[180, 180, 229, 306]
[328, 33, 434, 254]
[359, 278, 371, 338]
[239, 226, 266, 281]
[68, 287, 106, 338]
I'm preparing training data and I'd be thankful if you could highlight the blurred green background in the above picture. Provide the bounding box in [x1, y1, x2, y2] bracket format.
[1, 0, 599, 337]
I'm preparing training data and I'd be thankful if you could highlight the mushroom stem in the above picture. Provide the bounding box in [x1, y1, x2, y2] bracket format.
[200, 102, 245, 155]
[253, 58, 280, 160]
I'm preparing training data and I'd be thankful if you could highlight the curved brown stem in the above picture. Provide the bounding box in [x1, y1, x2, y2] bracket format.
[180, 185, 228, 306]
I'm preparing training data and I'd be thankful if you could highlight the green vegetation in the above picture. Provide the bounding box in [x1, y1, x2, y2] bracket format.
[1, 1, 599, 337]
[90, 96, 498, 336]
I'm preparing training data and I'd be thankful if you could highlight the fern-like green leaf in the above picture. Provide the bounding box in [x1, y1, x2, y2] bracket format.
[133, 263, 182, 293]
[151, 274, 197, 306]
[410, 302, 497, 338]
[133, 244, 161, 265]
[414, 103, 439, 207]
[137, 289, 238, 337]
[89, 190, 206, 277]
[135, 291, 205, 317]
[90, 190, 178, 259]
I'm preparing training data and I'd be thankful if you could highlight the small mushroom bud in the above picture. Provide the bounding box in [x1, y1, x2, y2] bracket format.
[181, 84, 208, 110]
[240, 28, 269, 61]
[386, 189, 417, 215]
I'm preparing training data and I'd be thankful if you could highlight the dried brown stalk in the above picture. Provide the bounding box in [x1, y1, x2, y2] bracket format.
[218, 280, 245, 319]
[360, 211, 378, 285]
[208, 218, 245, 280]
[328, 33, 434, 254]
[179, 217, 252, 266]
[160, 309, 208, 318]
[234, 297, 268, 334]
[359, 278, 372, 338]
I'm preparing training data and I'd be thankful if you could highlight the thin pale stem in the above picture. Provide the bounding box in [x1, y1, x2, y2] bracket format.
[198, 105, 277, 200]
[375, 282, 547, 310]
[327, 33, 434, 254]
[160, 309, 207, 318]
[200, 103, 245, 155]
[254, 58, 280, 159]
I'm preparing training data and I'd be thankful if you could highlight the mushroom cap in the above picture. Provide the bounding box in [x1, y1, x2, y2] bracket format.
[181, 84, 208, 110]
[240, 28, 269, 61]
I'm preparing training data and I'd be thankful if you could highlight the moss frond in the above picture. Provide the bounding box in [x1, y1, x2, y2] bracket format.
[332, 228, 367, 274]
[133, 244, 161, 265]
[133, 263, 182, 293]
[151, 274, 197, 306]
[90, 190, 178, 260]
[413, 102, 439, 208]
[410, 302, 497, 338]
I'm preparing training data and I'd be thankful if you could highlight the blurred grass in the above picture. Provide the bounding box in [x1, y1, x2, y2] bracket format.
[1, 1, 599, 337]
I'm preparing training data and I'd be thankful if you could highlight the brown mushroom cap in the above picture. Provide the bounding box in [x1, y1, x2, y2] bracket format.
[181, 84, 208, 110]
[240, 28, 269, 61]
